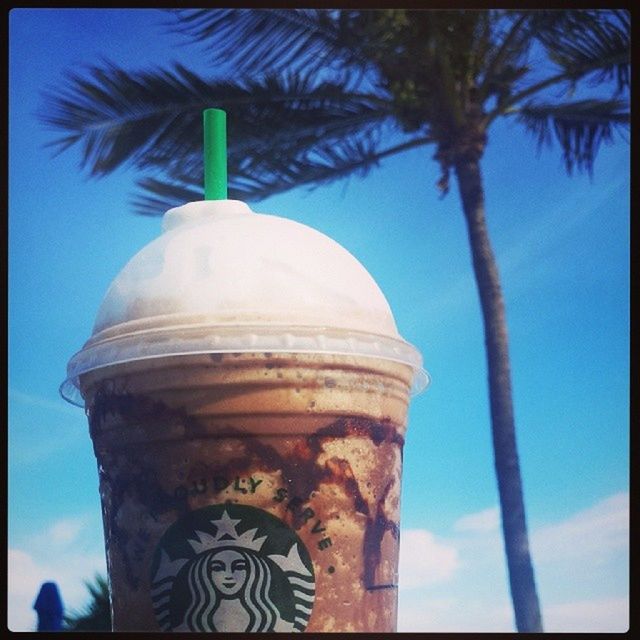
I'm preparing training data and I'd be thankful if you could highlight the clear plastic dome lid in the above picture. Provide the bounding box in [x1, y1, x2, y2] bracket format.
[61, 200, 428, 405]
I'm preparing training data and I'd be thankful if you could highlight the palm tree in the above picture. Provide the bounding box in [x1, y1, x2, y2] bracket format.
[64, 573, 112, 631]
[40, 9, 630, 632]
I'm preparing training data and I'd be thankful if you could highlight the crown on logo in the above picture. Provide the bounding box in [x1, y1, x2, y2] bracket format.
[188, 509, 267, 554]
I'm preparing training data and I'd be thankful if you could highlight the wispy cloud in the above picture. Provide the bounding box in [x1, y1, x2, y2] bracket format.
[28, 515, 92, 551]
[49, 517, 87, 546]
[495, 171, 628, 291]
[9, 388, 89, 465]
[416, 170, 628, 323]
[453, 506, 500, 533]
[9, 388, 82, 418]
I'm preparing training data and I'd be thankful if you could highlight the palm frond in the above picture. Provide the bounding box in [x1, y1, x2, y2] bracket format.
[165, 9, 373, 77]
[477, 12, 534, 104]
[132, 134, 433, 216]
[64, 574, 111, 631]
[532, 10, 630, 93]
[39, 63, 392, 178]
[486, 10, 630, 123]
[134, 134, 385, 215]
[40, 61, 208, 176]
[516, 98, 629, 175]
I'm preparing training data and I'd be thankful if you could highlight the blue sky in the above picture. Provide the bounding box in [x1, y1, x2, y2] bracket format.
[8, 8, 629, 632]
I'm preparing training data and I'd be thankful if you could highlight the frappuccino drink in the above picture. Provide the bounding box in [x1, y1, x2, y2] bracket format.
[61, 112, 427, 632]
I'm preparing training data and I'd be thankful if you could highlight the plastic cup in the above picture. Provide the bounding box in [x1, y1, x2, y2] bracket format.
[62, 200, 427, 632]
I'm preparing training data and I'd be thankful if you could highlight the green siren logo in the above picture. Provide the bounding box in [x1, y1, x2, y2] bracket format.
[150, 504, 315, 632]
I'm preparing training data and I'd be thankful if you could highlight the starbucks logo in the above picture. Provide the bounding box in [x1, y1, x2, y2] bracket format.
[150, 504, 315, 632]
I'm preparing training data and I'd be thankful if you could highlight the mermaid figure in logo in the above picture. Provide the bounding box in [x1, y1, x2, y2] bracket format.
[175, 546, 295, 632]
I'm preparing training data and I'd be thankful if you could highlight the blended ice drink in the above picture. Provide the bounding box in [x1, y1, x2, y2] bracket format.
[60, 111, 428, 632]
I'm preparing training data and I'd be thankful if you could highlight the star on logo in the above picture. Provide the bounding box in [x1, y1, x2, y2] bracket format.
[211, 510, 242, 540]
[187, 509, 267, 553]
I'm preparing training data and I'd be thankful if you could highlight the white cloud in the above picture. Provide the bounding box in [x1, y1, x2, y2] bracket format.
[399, 529, 460, 589]
[397, 492, 629, 632]
[8, 548, 48, 599]
[449, 492, 629, 566]
[399, 595, 628, 633]
[532, 492, 629, 565]
[398, 593, 513, 632]
[397, 596, 458, 631]
[8, 546, 107, 632]
[453, 506, 500, 533]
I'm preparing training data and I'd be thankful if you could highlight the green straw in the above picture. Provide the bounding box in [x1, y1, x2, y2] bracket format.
[203, 108, 227, 200]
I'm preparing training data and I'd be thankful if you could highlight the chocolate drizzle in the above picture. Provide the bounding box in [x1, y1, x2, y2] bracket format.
[315, 416, 404, 447]
[88, 389, 202, 438]
[89, 390, 404, 591]
[362, 478, 400, 589]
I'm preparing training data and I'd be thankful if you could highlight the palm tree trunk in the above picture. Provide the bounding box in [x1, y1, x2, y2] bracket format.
[454, 157, 543, 632]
